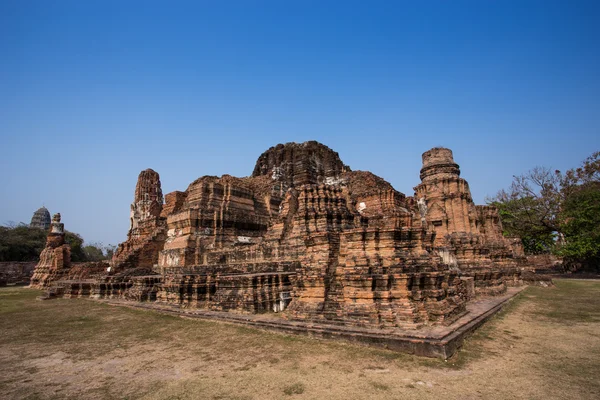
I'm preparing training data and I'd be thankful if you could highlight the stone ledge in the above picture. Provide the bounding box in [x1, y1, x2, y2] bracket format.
[97, 287, 525, 359]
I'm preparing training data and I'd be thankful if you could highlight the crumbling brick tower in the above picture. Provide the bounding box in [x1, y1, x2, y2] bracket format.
[414, 147, 524, 295]
[111, 169, 167, 270]
[414, 147, 478, 241]
[30, 213, 72, 288]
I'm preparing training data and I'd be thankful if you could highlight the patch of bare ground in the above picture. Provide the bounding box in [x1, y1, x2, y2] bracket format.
[1, 279, 599, 399]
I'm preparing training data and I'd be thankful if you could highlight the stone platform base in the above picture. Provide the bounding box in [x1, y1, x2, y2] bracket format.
[99, 287, 525, 359]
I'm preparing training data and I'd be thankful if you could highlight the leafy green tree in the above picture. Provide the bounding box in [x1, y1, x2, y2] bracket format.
[489, 151, 600, 269]
[0, 225, 47, 261]
[557, 182, 600, 272]
[83, 242, 107, 261]
[104, 244, 117, 260]
[65, 232, 86, 262]
[487, 166, 562, 254]
[0, 223, 105, 263]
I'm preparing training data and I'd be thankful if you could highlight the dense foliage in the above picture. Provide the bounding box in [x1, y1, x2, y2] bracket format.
[558, 181, 600, 271]
[488, 151, 600, 271]
[0, 224, 113, 263]
[0, 225, 46, 262]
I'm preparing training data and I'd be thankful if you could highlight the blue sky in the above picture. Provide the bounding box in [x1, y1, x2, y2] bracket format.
[1, 0, 598, 246]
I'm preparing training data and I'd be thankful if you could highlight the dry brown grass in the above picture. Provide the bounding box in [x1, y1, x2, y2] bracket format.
[1, 279, 599, 399]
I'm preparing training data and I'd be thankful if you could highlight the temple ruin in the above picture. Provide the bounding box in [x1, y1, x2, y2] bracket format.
[30, 142, 531, 356]
[29, 213, 71, 288]
[29, 206, 51, 230]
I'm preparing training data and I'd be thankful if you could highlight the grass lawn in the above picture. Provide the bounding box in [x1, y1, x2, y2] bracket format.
[1, 279, 599, 400]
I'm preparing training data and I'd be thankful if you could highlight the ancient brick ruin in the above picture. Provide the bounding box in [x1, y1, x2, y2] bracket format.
[31, 142, 528, 345]
[30, 213, 71, 288]
[0, 262, 37, 286]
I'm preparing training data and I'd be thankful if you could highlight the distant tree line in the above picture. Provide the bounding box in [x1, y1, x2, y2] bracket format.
[0, 223, 116, 263]
[488, 151, 600, 272]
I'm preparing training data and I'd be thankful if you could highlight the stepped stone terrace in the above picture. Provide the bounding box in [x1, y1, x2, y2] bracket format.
[30, 141, 532, 357]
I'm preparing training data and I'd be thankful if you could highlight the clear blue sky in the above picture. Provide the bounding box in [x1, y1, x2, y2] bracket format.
[1, 1, 598, 247]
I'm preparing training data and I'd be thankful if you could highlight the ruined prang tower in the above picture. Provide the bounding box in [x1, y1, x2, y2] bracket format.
[414, 147, 477, 240]
[414, 147, 525, 294]
[111, 169, 166, 270]
[30, 207, 51, 230]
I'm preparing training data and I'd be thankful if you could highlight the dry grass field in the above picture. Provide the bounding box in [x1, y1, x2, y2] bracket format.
[1, 279, 599, 400]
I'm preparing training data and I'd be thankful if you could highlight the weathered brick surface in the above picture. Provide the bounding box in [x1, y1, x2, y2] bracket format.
[0, 261, 36, 284]
[414, 148, 528, 293]
[112, 169, 166, 270]
[30, 214, 72, 288]
[37, 142, 530, 332]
